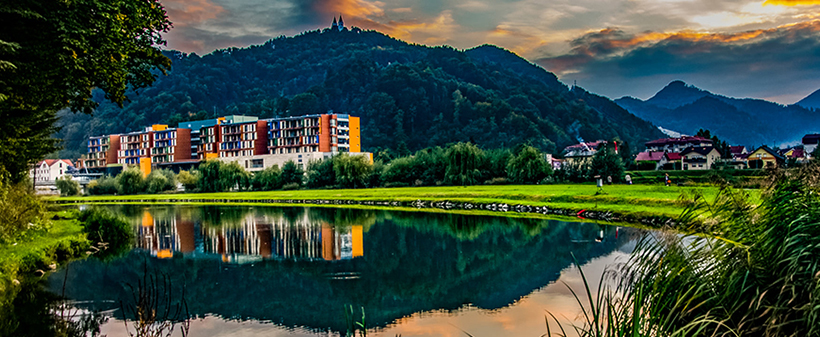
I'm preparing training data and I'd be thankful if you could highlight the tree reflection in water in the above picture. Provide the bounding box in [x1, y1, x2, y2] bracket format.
[45, 206, 639, 335]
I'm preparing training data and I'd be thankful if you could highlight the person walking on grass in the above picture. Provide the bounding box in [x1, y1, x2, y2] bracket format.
[625, 174, 632, 185]
[665, 173, 671, 186]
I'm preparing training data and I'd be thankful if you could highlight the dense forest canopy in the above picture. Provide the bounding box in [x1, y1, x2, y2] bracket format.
[55, 28, 663, 158]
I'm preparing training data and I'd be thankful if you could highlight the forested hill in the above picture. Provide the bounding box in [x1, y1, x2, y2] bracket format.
[55, 28, 663, 158]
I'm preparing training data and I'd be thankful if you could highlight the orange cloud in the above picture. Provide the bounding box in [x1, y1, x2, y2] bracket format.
[764, 0, 820, 5]
[313, 0, 385, 18]
[163, 0, 225, 27]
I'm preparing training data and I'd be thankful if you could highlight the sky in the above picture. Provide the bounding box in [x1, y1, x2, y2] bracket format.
[160, 0, 820, 104]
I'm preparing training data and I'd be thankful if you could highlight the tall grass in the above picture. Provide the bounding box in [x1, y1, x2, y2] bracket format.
[554, 163, 820, 337]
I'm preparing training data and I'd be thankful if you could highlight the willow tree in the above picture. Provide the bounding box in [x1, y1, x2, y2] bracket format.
[445, 142, 484, 186]
[0, 0, 172, 182]
[507, 145, 551, 184]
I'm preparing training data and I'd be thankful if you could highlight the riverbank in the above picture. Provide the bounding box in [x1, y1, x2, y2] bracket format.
[0, 210, 90, 318]
[54, 184, 761, 224]
[0, 210, 89, 287]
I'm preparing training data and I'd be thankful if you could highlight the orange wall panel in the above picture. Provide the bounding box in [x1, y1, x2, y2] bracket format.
[349, 116, 361, 153]
[319, 115, 331, 152]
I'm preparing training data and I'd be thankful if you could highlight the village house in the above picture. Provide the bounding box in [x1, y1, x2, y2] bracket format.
[562, 140, 608, 165]
[681, 146, 722, 170]
[30, 159, 75, 183]
[747, 146, 785, 169]
[803, 134, 819, 159]
[645, 136, 713, 153]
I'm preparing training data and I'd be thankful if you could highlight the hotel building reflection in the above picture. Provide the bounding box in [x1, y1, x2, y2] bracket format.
[137, 209, 364, 263]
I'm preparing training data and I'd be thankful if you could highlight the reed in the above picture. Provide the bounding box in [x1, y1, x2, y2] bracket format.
[553, 163, 820, 337]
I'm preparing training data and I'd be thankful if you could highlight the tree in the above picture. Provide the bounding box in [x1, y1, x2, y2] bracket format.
[0, 0, 171, 182]
[177, 170, 200, 192]
[197, 160, 222, 192]
[445, 142, 485, 186]
[145, 169, 176, 194]
[507, 145, 551, 184]
[280, 161, 304, 187]
[589, 143, 624, 183]
[55, 175, 80, 196]
[306, 157, 336, 189]
[252, 165, 281, 191]
[334, 154, 371, 188]
[116, 167, 145, 195]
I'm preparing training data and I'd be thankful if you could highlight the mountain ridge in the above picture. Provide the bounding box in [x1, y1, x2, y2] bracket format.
[55, 28, 663, 158]
[615, 81, 819, 147]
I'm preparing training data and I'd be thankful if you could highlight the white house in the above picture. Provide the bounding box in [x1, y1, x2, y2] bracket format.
[30, 159, 75, 182]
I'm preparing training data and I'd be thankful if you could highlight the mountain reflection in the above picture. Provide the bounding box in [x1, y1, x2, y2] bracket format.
[135, 207, 365, 263]
[51, 206, 638, 334]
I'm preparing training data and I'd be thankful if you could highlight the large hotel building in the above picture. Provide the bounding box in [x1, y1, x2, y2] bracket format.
[80, 113, 366, 173]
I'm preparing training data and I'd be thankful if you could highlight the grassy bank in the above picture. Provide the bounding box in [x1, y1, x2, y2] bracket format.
[0, 210, 89, 290]
[56, 184, 761, 219]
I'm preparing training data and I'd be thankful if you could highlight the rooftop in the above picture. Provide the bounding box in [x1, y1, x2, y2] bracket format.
[646, 136, 713, 147]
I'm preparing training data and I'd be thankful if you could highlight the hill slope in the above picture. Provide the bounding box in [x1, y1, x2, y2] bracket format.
[615, 81, 820, 146]
[55, 29, 663, 158]
[797, 89, 820, 110]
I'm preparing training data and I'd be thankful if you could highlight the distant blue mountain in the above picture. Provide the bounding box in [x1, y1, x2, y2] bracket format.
[796, 89, 820, 110]
[615, 81, 820, 147]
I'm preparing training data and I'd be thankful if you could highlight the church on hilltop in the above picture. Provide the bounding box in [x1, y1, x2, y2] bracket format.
[330, 15, 345, 31]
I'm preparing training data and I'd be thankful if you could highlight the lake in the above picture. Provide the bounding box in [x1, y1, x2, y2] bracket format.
[44, 205, 642, 337]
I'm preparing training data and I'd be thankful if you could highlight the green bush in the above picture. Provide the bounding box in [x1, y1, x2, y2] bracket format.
[280, 161, 303, 188]
[78, 208, 133, 258]
[116, 167, 144, 195]
[177, 170, 200, 191]
[87, 176, 119, 195]
[55, 175, 80, 196]
[144, 169, 176, 194]
[0, 181, 46, 243]
[252, 165, 281, 191]
[282, 182, 300, 191]
[506, 145, 551, 184]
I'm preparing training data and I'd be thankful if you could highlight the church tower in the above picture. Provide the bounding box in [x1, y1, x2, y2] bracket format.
[331, 17, 338, 31]
[338, 15, 345, 31]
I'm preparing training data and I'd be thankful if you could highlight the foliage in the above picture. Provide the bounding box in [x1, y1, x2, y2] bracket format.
[145, 169, 176, 194]
[559, 162, 820, 337]
[280, 161, 303, 188]
[306, 158, 336, 189]
[116, 167, 144, 195]
[0, 181, 46, 243]
[445, 142, 485, 186]
[0, 0, 172, 182]
[53, 30, 663, 160]
[589, 142, 624, 183]
[252, 165, 281, 191]
[281, 182, 300, 191]
[87, 176, 120, 195]
[334, 154, 372, 189]
[197, 160, 222, 192]
[506, 145, 551, 183]
[78, 208, 133, 259]
[176, 170, 199, 192]
[55, 176, 80, 197]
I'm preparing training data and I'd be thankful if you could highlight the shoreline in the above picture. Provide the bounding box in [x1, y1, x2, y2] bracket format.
[51, 184, 754, 227]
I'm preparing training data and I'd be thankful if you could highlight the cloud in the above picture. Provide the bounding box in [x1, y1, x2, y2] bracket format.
[163, 0, 226, 27]
[765, 0, 820, 5]
[535, 19, 820, 102]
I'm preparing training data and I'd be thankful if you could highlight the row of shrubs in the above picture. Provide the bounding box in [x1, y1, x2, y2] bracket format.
[72, 143, 626, 195]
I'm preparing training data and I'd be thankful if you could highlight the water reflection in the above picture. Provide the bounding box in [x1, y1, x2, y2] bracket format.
[136, 208, 364, 263]
[46, 205, 640, 336]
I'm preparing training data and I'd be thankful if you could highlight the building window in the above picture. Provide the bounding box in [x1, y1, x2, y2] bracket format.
[251, 159, 263, 168]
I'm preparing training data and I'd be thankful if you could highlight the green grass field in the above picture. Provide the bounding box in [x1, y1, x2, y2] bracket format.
[56, 184, 762, 219]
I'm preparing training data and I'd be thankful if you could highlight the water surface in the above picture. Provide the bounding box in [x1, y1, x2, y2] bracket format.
[47, 205, 641, 336]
